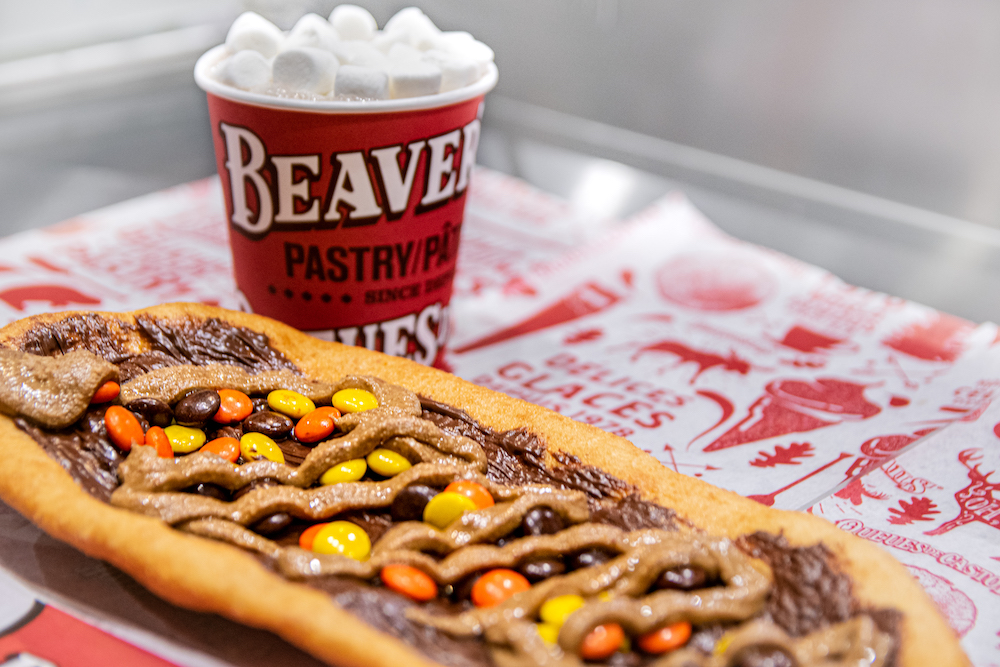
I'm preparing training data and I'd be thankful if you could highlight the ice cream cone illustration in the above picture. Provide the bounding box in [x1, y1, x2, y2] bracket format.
[703, 378, 880, 452]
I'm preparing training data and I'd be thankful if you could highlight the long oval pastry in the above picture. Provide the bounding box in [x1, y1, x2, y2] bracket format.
[0, 304, 969, 667]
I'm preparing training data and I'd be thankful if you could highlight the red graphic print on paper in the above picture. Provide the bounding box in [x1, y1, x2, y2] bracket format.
[778, 326, 845, 353]
[834, 479, 887, 505]
[687, 390, 737, 445]
[27, 257, 69, 274]
[632, 340, 751, 384]
[0, 604, 175, 666]
[0, 285, 102, 311]
[882, 313, 972, 362]
[501, 276, 538, 297]
[889, 396, 910, 407]
[843, 433, 925, 479]
[887, 497, 940, 525]
[747, 452, 853, 506]
[454, 281, 622, 353]
[907, 567, 977, 637]
[750, 442, 815, 468]
[564, 328, 603, 344]
[655, 252, 776, 311]
[703, 378, 880, 452]
[926, 449, 1000, 536]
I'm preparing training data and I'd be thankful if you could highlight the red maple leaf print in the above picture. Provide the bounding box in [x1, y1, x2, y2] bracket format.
[888, 497, 940, 525]
[750, 442, 815, 468]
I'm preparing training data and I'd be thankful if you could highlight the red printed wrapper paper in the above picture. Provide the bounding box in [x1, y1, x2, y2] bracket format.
[0, 170, 997, 662]
[201, 55, 495, 365]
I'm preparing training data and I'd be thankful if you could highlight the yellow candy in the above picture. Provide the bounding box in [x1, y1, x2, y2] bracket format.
[536, 622, 560, 646]
[423, 491, 478, 529]
[332, 388, 378, 413]
[267, 389, 315, 418]
[163, 425, 206, 453]
[597, 590, 613, 602]
[312, 521, 371, 561]
[320, 459, 367, 484]
[539, 594, 586, 627]
[240, 432, 285, 464]
[713, 633, 734, 656]
[366, 448, 411, 477]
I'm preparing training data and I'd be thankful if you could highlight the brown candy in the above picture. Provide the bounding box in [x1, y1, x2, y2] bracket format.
[208, 425, 243, 442]
[567, 548, 615, 571]
[243, 411, 293, 439]
[449, 571, 483, 602]
[390, 484, 438, 522]
[252, 512, 293, 536]
[276, 438, 312, 467]
[130, 412, 150, 433]
[125, 398, 173, 428]
[186, 482, 230, 501]
[521, 506, 564, 536]
[517, 557, 565, 583]
[653, 566, 709, 591]
[174, 390, 221, 426]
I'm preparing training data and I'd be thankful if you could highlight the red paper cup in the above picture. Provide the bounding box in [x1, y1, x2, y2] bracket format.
[195, 46, 497, 365]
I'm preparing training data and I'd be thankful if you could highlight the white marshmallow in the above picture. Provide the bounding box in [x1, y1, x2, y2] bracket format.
[331, 40, 388, 67]
[225, 12, 284, 58]
[384, 7, 434, 35]
[335, 65, 389, 100]
[387, 42, 423, 63]
[384, 7, 440, 50]
[286, 13, 339, 52]
[442, 37, 494, 77]
[218, 50, 272, 90]
[371, 31, 400, 54]
[422, 50, 479, 92]
[388, 60, 441, 98]
[329, 5, 378, 42]
[272, 47, 339, 95]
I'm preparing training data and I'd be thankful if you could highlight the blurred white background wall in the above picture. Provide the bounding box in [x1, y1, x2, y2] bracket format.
[3, 0, 1000, 231]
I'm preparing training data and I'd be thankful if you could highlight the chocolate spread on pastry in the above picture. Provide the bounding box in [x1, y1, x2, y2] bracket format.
[16, 314, 295, 383]
[4, 315, 898, 667]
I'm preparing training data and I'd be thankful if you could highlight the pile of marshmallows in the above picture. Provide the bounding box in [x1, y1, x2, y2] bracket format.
[212, 5, 495, 101]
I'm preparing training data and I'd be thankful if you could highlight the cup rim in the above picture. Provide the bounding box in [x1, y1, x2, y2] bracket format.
[194, 45, 498, 114]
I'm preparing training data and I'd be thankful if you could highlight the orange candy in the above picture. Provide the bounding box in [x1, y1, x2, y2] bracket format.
[579, 623, 625, 661]
[144, 426, 174, 458]
[90, 380, 120, 404]
[471, 569, 531, 608]
[104, 405, 144, 452]
[294, 406, 341, 443]
[381, 564, 438, 602]
[444, 480, 494, 509]
[201, 437, 241, 463]
[213, 389, 253, 424]
[637, 621, 691, 655]
[299, 523, 326, 550]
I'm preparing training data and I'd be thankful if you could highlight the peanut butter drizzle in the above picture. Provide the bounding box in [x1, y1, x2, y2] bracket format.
[0, 349, 117, 429]
[119, 364, 332, 404]
[655, 616, 892, 667]
[407, 533, 771, 667]
[107, 368, 891, 667]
